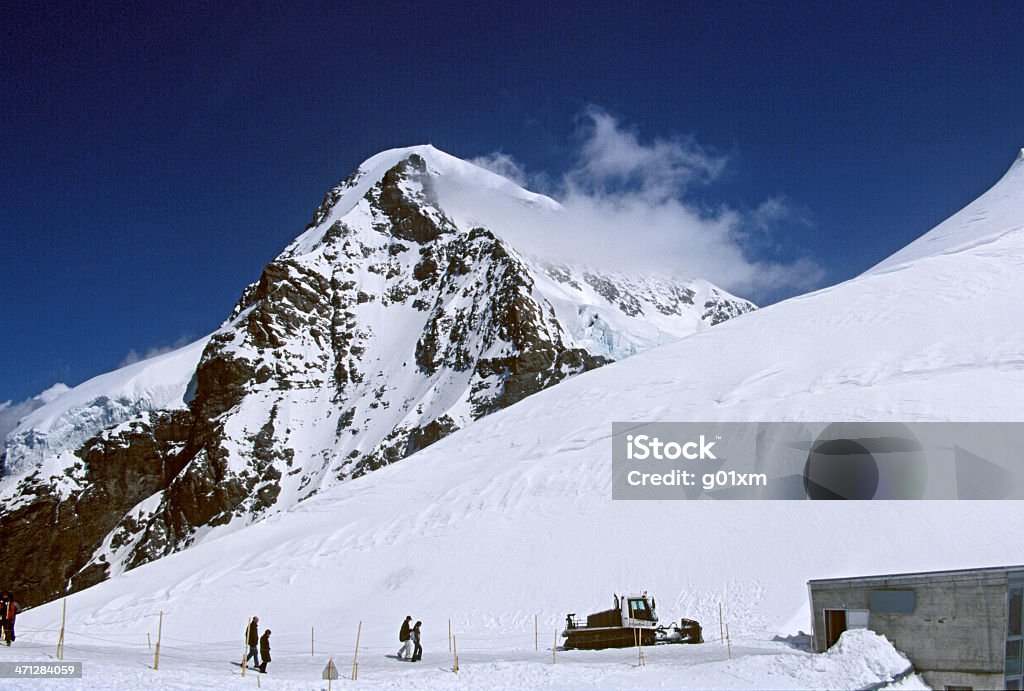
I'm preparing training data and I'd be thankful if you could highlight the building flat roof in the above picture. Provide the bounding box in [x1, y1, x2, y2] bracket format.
[809, 564, 1024, 587]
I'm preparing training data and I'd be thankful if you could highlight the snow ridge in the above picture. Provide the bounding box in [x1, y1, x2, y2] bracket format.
[869, 147, 1024, 272]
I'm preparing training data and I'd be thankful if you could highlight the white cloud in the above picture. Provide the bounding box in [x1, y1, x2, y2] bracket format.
[750, 196, 814, 232]
[464, 107, 825, 302]
[119, 336, 191, 368]
[571, 106, 729, 200]
[469, 152, 529, 187]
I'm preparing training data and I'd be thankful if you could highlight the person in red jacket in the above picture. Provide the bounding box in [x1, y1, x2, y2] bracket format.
[0, 592, 17, 646]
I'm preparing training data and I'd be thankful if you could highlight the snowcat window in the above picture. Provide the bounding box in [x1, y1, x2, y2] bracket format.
[628, 599, 654, 620]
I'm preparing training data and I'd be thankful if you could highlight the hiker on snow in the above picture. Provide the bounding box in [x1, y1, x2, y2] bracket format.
[245, 616, 260, 668]
[258, 629, 271, 673]
[397, 615, 413, 659]
[411, 621, 423, 662]
[0, 593, 17, 646]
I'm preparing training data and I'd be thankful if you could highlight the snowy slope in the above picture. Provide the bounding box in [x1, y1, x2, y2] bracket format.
[15, 148, 1024, 691]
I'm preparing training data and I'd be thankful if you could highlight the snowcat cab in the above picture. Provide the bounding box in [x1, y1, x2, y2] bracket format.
[562, 592, 702, 650]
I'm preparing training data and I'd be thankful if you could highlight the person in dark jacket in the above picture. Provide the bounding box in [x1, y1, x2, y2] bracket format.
[258, 630, 271, 673]
[410, 621, 422, 662]
[397, 615, 412, 659]
[244, 616, 260, 668]
[0, 593, 17, 646]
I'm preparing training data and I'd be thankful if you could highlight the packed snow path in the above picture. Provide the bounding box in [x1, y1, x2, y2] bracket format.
[0, 628, 924, 690]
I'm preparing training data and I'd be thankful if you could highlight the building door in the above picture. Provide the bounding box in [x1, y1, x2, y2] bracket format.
[824, 609, 846, 649]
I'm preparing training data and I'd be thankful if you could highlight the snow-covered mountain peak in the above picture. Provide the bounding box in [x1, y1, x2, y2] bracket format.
[0, 144, 754, 608]
[287, 145, 559, 257]
[354, 145, 558, 212]
[364, 144, 555, 204]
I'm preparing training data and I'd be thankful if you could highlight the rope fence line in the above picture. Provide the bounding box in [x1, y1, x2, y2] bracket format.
[0, 640, 54, 651]
[18, 629, 540, 644]
[9, 627, 568, 668]
[9, 638, 562, 663]
[10, 629, 588, 658]
[6, 604, 741, 680]
[46, 644, 149, 659]
[13, 629, 554, 650]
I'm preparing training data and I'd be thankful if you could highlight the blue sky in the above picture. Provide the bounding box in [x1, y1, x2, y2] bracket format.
[2, 1, 1023, 405]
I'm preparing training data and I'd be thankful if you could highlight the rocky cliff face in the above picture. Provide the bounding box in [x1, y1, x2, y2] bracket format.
[0, 146, 755, 607]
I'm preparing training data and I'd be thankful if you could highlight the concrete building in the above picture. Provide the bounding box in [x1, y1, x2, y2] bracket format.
[809, 565, 1024, 690]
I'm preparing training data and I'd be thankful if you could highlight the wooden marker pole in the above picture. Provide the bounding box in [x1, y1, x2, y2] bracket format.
[552, 629, 557, 664]
[351, 621, 362, 681]
[327, 657, 333, 691]
[453, 635, 459, 674]
[56, 599, 66, 660]
[153, 611, 163, 671]
[726, 623, 732, 659]
[242, 618, 249, 678]
[448, 618, 452, 652]
[719, 602, 724, 644]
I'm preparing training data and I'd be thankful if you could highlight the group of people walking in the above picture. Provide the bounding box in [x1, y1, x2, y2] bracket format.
[242, 613, 423, 671]
[244, 616, 272, 673]
[0, 597, 428, 671]
[0, 595, 432, 672]
[0, 592, 17, 646]
[396, 615, 422, 661]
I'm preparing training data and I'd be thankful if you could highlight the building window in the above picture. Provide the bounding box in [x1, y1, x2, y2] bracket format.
[846, 609, 869, 629]
[1011, 588, 1022, 637]
[868, 589, 915, 614]
[1007, 586, 1024, 687]
[1007, 638, 1024, 679]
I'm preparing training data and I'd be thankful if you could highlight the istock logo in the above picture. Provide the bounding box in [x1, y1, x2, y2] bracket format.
[625, 434, 718, 460]
[614, 421, 1024, 500]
